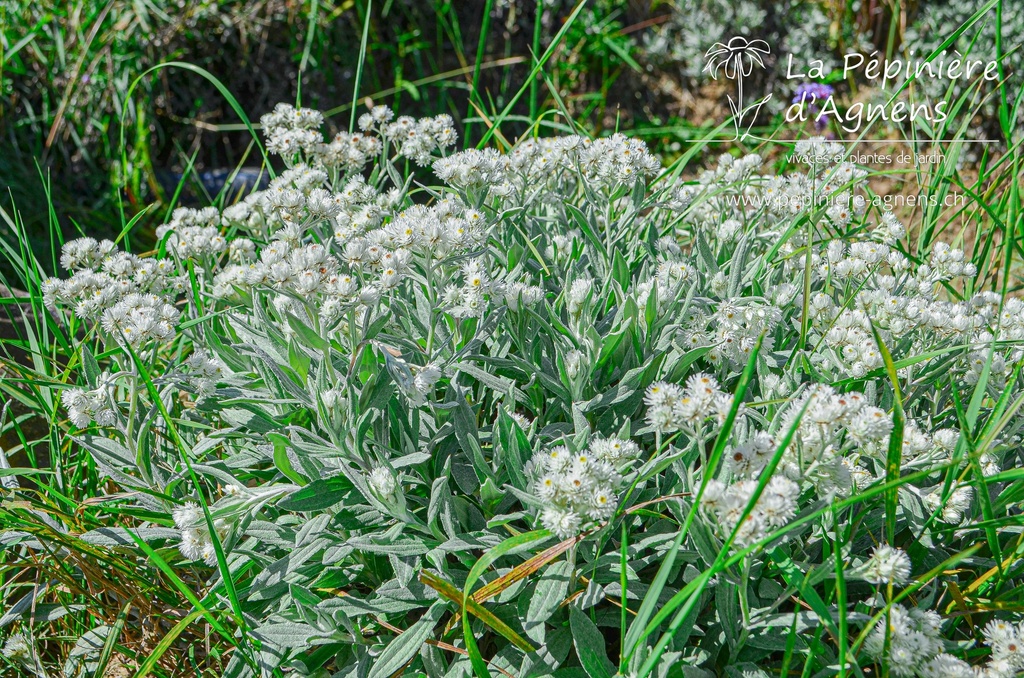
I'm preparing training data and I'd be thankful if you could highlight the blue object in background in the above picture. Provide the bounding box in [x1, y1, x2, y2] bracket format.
[155, 167, 270, 205]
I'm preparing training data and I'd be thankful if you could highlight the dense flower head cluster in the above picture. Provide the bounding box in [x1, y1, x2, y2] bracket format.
[980, 620, 1024, 676]
[172, 501, 222, 567]
[43, 239, 184, 321]
[442, 259, 546, 320]
[261, 102, 456, 170]
[99, 294, 180, 348]
[924, 483, 975, 524]
[859, 544, 912, 585]
[706, 300, 782, 367]
[261, 103, 326, 157]
[1, 634, 33, 664]
[644, 373, 734, 433]
[435, 133, 660, 195]
[155, 205, 226, 261]
[367, 466, 399, 501]
[61, 373, 117, 428]
[377, 112, 458, 166]
[701, 476, 799, 547]
[864, 604, 944, 676]
[863, 606, 1024, 677]
[528, 438, 641, 538]
[184, 349, 223, 400]
[58, 236, 116, 270]
[433, 147, 508, 191]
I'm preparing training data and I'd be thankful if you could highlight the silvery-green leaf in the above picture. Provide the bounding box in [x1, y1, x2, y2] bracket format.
[245, 520, 296, 548]
[317, 594, 423, 619]
[525, 560, 573, 641]
[392, 451, 431, 468]
[252, 621, 323, 651]
[0, 531, 45, 550]
[427, 471, 458, 540]
[78, 527, 180, 547]
[578, 578, 605, 610]
[524, 623, 573, 676]
[63, 624, 110, 678]
[73, 435, 140, 488]
[322, 544, 354, 565]
[295, 513, 332, 547]
[249, 538, 329, 596]
[366, 602, 443, 678]
[1, 581, 50, 627]
[569, 606, 615, 678]
[346, 535, 431, 557]
[278, 476, 352, 512]
[716, 579, 740, 648]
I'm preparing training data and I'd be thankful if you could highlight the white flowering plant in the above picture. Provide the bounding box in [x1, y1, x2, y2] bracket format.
[2, 97, 1024, 678]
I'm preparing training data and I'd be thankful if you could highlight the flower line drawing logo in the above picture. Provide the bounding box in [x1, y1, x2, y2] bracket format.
[703, 36, 773, 141]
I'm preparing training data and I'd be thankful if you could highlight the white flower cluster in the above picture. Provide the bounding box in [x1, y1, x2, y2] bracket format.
[504, 281, 546, 313]
[210, 186, 493, 338]
[792, 137, 846, 167]
[809, 305, 886, 378]
[666, 152, 763, 224]
[862, 607, 1024, 677]
[923, 484, 975, 524]
[977, 620, 1024, 676]
[155, 206, 226, 261]
[261, 102, 326, 158]
[442, 258, 545, 319]
[368, 466, 399, 500]
[564, 278, 593, 318]
[219, 165, 333, 237]
[922, 653, 1009, 678]
[924, 242, 978, 282]
[705, 151, 763, 185]
[361, 109, 457, 166]
[1, 634, 33, 663]
[435, 133, 660, 196]
[43, 238, 182, 319]
[58, 236, 116, 270]
[726, 431, 776, 477]
[172, 501, 227, 567]
[858, 544, 912, 585]
[705, 301, 782, 368]
[99, 293, 180, 348]
[644, 373, 733, 433]
[661, 138, 1008, 403]
[635, 255, 697, 323]
[389, 357, 443, 406]
[184, 349, 223, 400]
[776, 385, 889, 482]
[805, 259, 990, 384]
[61, 373, 117, 428]
[701, 475, 799, 548]
[570, 133, 662, 188]
[863, 604, 944, 677]
[262, 102, 455, 170]
[384, 200, 488, 257]
[529, 438, 641, 539]
[434, 148, 508, 191]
